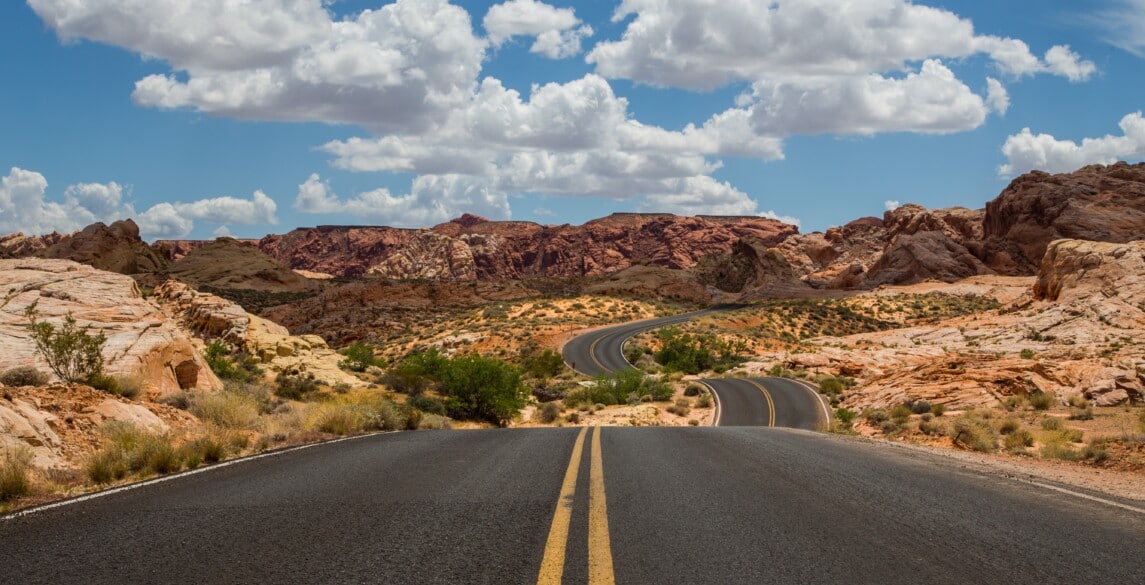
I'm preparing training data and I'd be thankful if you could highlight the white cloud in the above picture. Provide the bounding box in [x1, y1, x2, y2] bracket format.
[213, 225, 233, 238]
[998, 111, 1145, 176]
[135, 203, 194, 239]
[748, 60, 988, 136]
[985, 77, 1010, 115]
[0, 168, 142, 235]
[137, 190, 278, 238]
[885, 200, 901, 211]
[484, 0, 592, 58]
[294, 173, 509, 227]
[1042, 45, 1097, 82]
[33, 0, 487, 134]
[588, 0, 1091, 90]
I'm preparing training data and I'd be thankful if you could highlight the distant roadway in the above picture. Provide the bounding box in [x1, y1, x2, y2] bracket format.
[562, 309, 829, 429]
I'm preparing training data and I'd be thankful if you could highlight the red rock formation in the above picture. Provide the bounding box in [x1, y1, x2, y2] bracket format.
[36, 219, 169, 275]
[257, 213, 798, 280]
[0, 231, 65, 258]
[982, 162, 1145, 272]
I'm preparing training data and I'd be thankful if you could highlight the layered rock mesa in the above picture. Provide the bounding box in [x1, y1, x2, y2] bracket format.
[163, 237, 319, 294]
[0, 259, 221, 397]
[256, 213, 798, 279]
[35, 219, 169, 275]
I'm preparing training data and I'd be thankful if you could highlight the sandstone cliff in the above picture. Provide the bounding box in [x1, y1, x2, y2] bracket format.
[0, 259, 221, 397]
[166, 237, 320, 293]
[36, 219, 169, 275]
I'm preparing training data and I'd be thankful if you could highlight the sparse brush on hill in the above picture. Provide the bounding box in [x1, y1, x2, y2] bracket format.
[0, 366, 49, 387]
[203, 341, 263, 383]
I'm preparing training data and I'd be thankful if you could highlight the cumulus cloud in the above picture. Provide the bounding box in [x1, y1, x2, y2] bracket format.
[0, 168, 139, 235]
[998, 111, 1145, 176]
[985, 77, 1010, 115]
[32, 0, 486, 134]
[137, 190, 278, 238]
[588, 0, 1093, 90]
[748, 60, 988, 136]
[294, 173, 509, 227]
[319, 75, 783, 215]
[884, 200, 901, 211]
[484, 0, 592, 58]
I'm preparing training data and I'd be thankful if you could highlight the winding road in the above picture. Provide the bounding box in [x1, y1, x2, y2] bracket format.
[562, 310, 829, 429]
[5, 309, 1145, 583]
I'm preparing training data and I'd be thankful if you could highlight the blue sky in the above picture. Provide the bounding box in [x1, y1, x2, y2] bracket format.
[1, 0, 1143, 240]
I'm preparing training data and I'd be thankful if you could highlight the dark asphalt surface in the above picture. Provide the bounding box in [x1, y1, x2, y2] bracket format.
[4, 427, 1144, 584]
[562, 311, 827, 430]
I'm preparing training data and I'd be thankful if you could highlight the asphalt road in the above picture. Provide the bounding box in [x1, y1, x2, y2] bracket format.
[562, 312, 827, 430]
[4, 427, 1144, 584]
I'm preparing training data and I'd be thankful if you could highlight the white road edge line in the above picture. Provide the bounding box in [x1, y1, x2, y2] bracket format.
[701, 381, 722, 427]
[2, 431, 389, 522]
[788, 378, 832, 428]
[1021, 479, 1145, 515]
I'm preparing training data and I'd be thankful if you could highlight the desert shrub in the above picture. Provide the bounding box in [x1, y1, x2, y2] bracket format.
[203, 341, 263, 383]
[0, 366, 49, 387]
[1082, 441, 1109, 464]
[1004, 429, 1035, 451]
[437, 354, 527, 426]
[1040, 441, 1079, 461]
[0, 447, 33, 502]
[834, 408, 857, 427]
[1069, 406, 1094, 420]
[623, 344, 645, 365]
[522, 348, 566, 379]
[310, 405, 363, 435]
[180, 434, 227, 466]
[930, 403, 946, 417]
[666, 404, 691, 417]
[890, 404, 913, 423]
[536, 401, 563, 424]
[696, 392, 713, 408]
[1019, 348, 1036, 359]
[818, 377, 845, 396]
[951, 415, 997, 452]
[565, 412, 580, 424]
[417, 414, 451, 430]
[1029, 392, 1054, 410]
[25, 304, 105, 384]
[85, 422, 185, 482]
[407, 393, 446, 415]
[1041, 417, 1064, 431]
[998, 418, 1021, 435]
[274, 372, 321, 400]
[908, 400, 932, 415]
[1002, 396, 1025, 411]
[531, 380, 569, 403]
[684, 382, 705, 397]
[863, 408, 889, 425]
[87, 373, 142, 399]
[1067, 394, 1089, 409]
[189, 389, 260, 429]
[653, 326, 745, 374]
[918, 418, 944, 435]
[338, 342, 384, 372]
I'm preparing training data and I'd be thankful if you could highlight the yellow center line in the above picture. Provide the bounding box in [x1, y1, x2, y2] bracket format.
[588, 426, 615, 585]
[587, 337, 607, 371]
[747, 379, 776, 427]
[537, 427, 588, 585]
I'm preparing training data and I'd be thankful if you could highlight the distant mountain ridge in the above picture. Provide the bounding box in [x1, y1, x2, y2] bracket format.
[2, 163, 1144, 297]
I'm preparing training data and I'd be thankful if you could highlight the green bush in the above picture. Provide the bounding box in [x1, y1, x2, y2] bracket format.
[1019, 348, 1036, 359]
[407, 393, 446, 415]
[438, 354, 527, 426]
[998, 418, 1021, 435]
[0, 447, 33, 502]
[653, 327, 745, 374]
[522, 348, 566, 379]
[834, 408, 857, 426]
[203, 341, 263, 383]
[25, 304, 106, 384]
[339, 342, 384, 372]
[274, 372, 321, 400]
[0, 366, 49, 387]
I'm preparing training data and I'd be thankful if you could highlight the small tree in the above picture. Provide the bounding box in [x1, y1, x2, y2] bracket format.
[339, 341, 384, 372]
[25, 303, 106, 384]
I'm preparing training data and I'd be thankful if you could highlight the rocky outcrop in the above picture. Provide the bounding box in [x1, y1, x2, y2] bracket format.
[166, 238, 319, 293]
[0, 231, 64, 259]
[983, 162, 1145, 271]
[258, 213, 798, 280]
[694, 235, 809, 297]
[0, 259, 221, 397]
[1033, 239, 1145, 305]
[35, 219, 169, 275]
[154, 281, 365, 388]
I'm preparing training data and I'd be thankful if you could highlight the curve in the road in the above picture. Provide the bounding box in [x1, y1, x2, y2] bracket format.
[562, 311, 829, 430]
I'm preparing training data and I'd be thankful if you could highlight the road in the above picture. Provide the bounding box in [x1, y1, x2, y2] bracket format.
[562, 312, 828, 430]
[3, 427, 1144, 584]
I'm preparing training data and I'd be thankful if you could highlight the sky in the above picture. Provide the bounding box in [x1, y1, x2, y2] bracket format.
[1, 0, 1143, 241]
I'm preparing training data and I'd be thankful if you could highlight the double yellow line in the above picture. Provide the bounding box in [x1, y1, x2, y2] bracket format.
[745, 379, 776, 427]
[537, 426, 615, 585]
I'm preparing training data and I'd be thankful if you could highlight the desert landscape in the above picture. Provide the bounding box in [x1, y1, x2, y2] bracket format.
[0, 162, 1143, 511]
